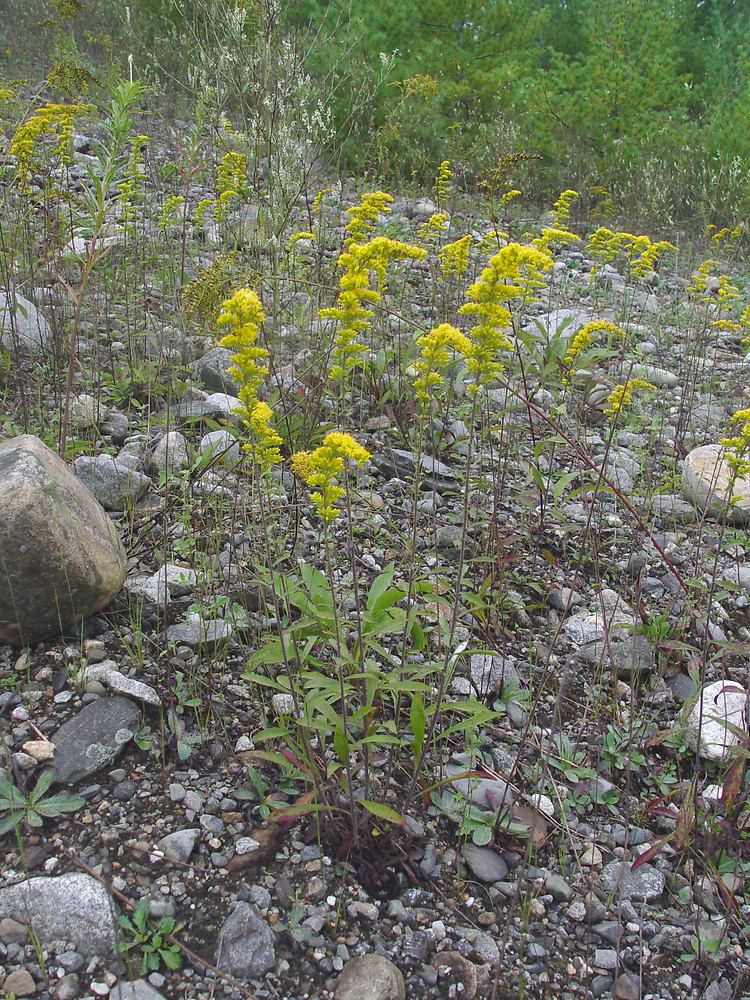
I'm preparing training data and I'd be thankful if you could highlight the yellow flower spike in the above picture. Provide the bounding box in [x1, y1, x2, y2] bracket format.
[460, 242, 552, 392]
[294, 433, 371, 523]
[247, 401, 282, 472]
[604, 379, 655, 420]
[322, 236, 426, 383]
[439, 235, 473, 277]
[216, 288, 269, 421]
[414, 324, 472, 404]
[418, 213, 449, 243]
[552, 189, 578, 227]
[500, 189, 522, 209]
[344, 191, 394, 246]
[721, 409, 750, 477]
[433, 160, 452, 208]
[288, 231, 316, 250]
[562, 321, 627, 382]
[312, 187, 333, 213]
[9, 101, 93, 194]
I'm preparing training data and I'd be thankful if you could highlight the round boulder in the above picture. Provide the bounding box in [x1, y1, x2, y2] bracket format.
[682, 444, 750, 522]
[0, 435, 127, 644]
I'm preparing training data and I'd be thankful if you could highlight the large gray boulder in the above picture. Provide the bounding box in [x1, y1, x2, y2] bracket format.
[0, 290, 52, 353]
[682, 444, 750, 522]
[0, 435, 127, 644]
[0, 873, 119, 957]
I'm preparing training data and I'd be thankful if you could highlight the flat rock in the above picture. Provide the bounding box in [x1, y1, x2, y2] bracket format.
[2, 968, 36, 996]
[579, 633, 655, 676]
[682, 444, 750, 522]
[687, 680, 748, 761]
[83, 662, 160, 706]
[0, 289, 51, 352]
[214, 901, 275, 978]
[649, 494, 697, 524]
[108, 980, 167, 1000]
[372, 448, 457, 491]
[72, 455, 151, 511]
[334, 954, 406, 1000]
[599, 861, 665, 901]
[50, 696, 141, 784]
[0, 435, 127, 644]
[619, 363, 679, 389]
[461, 843, 508, 882]
[0, 873, 118, 957]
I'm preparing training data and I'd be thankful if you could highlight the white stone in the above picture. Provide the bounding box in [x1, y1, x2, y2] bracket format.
[682, 444, 750, 523]
[688, 680, 748, 761]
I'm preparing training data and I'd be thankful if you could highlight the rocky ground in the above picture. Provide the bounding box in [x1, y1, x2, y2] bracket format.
[1, 118, 750, 1000]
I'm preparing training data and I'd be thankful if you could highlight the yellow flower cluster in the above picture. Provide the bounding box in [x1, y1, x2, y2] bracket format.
[322, 236, 426, 382]
[552, 189, 578, 226]
[478, 228, 509, 255]
[688, 258, 745, 332]
[288, 231, 316, 250]
[217, 288, 269, 402]
[439, 235, 473, 277]
[413, 323, 472, 403]
[604, 378, 655, 419]
[10, 101, 93, 193]
[216, 289, 282, 471]
[418, 212, 449, 243]
[248, 401, 282, 472]
[312, 187, 333, 213]
[459, 243, 552, 391]
[292, 432, 371, 523]
[215, 150, 247, 223]
[500, 189, 522, 209]
[586, 228, 675, 280]
[433, 160, 452, 208]
[533, 226, 581, 253]
[721, 409, 750, 477]
[706, 224, 743, 252]
[158, 194, 185, 230]
[563, 320, 626, 370]
[344, 191, 393, 246]
[119, 134, 149, 228]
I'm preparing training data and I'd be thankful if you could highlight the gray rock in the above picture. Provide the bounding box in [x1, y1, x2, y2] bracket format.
[55, 972, 81, 999]
[0, 289, 51, 352]
[544, 873, 574, 901]
[214, 901, 275, 977]
[72, 455, 151, 511]
[687, 680, 747, 761]
[150, 431, 189, 475]
[527, 307, 594, 339]
[157, 828, 201, 864]
[619, 363, 678, 389]
[461, 844, 508, 883]
[100, 410, 129, 445]
[83, 662, 160, 706]
[650, 494, 697, 524]
[599, 861, 665, 901]
[0, 435, 127, 644]
[682, 444, 750, 522]
[0, 873, 118, 957]
[720, 564, 750, 590]
[195, 347, 240, 395]
[469, 653, 520, 696]
[580, 633, 656, 676]
[199, 429, 241, 465]
[69, 393, 105, 428]
[372, 449, 457, 491]
[2, 968, 36, 996]
[50, 696, 141, 784]
[334, 954, 406, 1000]
[109, 980, 167, 1000]
[612, 972, 640, 1000]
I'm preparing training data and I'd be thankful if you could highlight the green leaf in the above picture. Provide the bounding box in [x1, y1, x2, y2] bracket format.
[0, 812, 21, 835]
[366, 562, 395, 612]
[410, 693, 425, 763]
[359, 800, 405, 825]
[333, 720, 349, 765]
[162, 946, 181, 970]
[36, 794, 85, 816]
[471, 825, 493, 846]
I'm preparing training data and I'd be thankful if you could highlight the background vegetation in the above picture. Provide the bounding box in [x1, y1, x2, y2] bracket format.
[3, 0, 749, 229]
